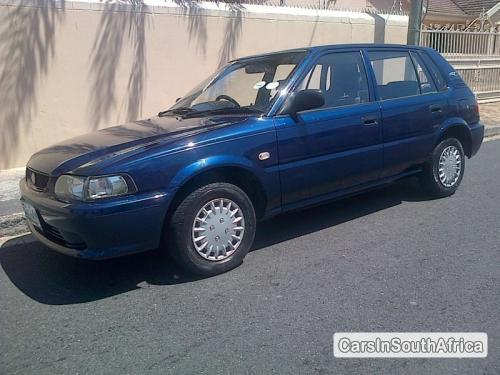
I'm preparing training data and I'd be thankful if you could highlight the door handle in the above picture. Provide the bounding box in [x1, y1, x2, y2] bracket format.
[430, 105, 442, 114]
[362, 116, 378, 126]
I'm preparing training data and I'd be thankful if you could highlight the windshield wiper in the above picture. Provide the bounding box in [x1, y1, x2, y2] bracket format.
[158, 107, 197, 117]
[182, 107, 263, 118]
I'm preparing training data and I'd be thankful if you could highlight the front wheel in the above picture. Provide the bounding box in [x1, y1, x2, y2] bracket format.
[168, 183, 256, 276]
[419, 137, 465, 198]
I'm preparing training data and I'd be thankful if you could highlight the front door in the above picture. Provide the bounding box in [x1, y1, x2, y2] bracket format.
[275, 50, 383, 208]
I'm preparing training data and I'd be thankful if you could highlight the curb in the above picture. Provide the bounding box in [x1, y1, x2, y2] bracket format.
[0, 213, 27, 238]
[0, 232, 34, 248]
[485, 125, 500, 138]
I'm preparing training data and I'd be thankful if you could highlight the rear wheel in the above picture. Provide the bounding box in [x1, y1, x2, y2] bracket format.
[168, 183, 256, 276]
[419, 137, 465, 198]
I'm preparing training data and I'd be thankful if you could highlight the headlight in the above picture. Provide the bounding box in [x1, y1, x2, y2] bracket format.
[54, 175, 86, 201]
[55, 174, 136, 201]
[87, 175, 129, 200]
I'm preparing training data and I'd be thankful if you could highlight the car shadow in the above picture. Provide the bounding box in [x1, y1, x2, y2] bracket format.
[252, 177, 430, 252]
[0, 177, 429, 305]
[0, 238, 200, 305]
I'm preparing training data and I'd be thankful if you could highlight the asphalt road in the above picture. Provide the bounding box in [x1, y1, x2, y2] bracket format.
[1, 139, 499, 375]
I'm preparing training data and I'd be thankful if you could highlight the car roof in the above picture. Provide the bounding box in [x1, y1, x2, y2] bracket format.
[232, 44, 430, 62]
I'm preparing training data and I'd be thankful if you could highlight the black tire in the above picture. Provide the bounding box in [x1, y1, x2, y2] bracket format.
[168, 183, 256, 276]
[419, 137, 465, 198]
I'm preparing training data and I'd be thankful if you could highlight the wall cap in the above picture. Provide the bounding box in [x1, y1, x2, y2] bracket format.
[0, 0, 408, 25]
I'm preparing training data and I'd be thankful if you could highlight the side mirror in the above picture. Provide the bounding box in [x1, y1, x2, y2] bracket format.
[278, 89, 325, 121]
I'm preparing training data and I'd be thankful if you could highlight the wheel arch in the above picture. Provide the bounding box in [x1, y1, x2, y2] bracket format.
[167, 161, 268, 223]
[437, 121, 472, 158]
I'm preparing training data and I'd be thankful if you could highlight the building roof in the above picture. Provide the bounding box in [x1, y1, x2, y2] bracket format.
[427, 0, 500, 17]
[453, 0, 500, 16]
[427, 0, 466, 16]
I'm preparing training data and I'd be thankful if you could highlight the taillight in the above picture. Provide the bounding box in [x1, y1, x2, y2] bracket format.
[474, 101, 480, 118]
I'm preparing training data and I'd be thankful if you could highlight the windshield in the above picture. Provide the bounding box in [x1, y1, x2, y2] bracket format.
[166, 51, 308, 116]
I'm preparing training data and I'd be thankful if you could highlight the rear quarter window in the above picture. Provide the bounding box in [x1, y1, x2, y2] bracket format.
[419, 51, 448, 91]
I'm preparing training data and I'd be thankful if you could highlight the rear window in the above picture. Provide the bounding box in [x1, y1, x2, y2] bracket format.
[419, 51, 448, 91]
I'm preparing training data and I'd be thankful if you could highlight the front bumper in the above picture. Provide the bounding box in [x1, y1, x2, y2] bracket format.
[20, 178, 170, 259]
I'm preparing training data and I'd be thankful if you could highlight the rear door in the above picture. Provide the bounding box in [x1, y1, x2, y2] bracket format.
[275, 50, 383, 207]
[366, 49, 448, 177]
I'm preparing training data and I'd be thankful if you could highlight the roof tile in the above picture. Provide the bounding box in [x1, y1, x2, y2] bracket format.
[427, 0, 467, 16]
[452, 0, 500, 16]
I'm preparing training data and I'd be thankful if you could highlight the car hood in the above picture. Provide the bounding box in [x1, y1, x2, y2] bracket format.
[27, 115, 245, 175]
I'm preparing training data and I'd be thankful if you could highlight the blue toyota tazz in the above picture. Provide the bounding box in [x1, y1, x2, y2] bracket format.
[21, 44, 484, 275]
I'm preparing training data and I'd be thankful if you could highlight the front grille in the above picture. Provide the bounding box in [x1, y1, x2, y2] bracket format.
[26, 168, 50, 192]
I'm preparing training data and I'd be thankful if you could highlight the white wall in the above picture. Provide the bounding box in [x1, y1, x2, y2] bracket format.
[0, 0, 408, 168]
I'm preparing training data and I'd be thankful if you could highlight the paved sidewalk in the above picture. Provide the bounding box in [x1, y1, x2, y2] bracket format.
[480, 102, 500, 136]
[0, 168, 25, 237]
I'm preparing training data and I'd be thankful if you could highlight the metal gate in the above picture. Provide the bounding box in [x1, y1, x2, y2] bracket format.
[420, 24, 500, 102]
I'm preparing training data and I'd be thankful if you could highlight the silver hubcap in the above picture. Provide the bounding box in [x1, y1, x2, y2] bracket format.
[438, 145, 462, 188]
[192, 198, 245, 261]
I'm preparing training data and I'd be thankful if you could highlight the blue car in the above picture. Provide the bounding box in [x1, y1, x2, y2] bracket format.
[21, 44, 484, 275]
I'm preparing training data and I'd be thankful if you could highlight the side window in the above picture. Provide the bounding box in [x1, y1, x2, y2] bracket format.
[296, 52, 369, 109]
[301, 64, 324, 91]
[411, 52, 437, 94]
[268, 64, 296, 98]
[368, 51, 420, 100]
[419, 52, 448, 91]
